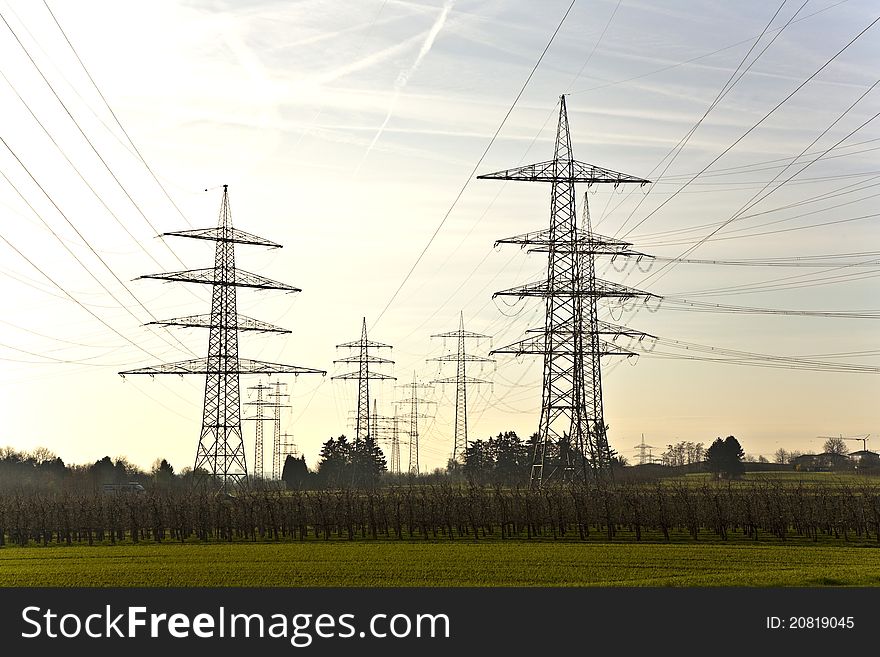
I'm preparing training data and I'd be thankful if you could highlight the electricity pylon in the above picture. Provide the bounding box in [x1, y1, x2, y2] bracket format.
[390, 415, 401, 475]
[268, 381, 290, 480]
[368, 398, 401, 474]
[243, 381, 273, 479]
[429, 312, 493, 463]
[478, 96, 657, 487]
[332, 318, 395, 443]
[120, 186, 325, 490]
[634, 434, 656, 466]
[396, 372, 435, 474]
[279, 432, 299, 461]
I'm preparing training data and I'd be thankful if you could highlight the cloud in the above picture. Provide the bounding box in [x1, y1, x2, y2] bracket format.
[354, 0, 456, 173]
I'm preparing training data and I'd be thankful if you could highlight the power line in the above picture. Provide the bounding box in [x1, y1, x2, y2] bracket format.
[620, 13, 880, 240]
[0, 10, 194, 265]
[40, 0, 188, 229]
[372, 0, 578, 328]
[611, 0, 802, 237]
[0, 136, 199, 358]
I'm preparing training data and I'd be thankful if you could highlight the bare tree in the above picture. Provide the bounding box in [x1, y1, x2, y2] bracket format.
[773, 448, 789, 465]
[823, 437, 849, 456]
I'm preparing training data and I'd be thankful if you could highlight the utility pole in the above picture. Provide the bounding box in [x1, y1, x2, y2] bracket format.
[429, 312, 493, 464]
[396, 372, 435, 474]
[332, 318, 395, 444]
[478, 96, 656, 487]
[120, 186, 325, 490]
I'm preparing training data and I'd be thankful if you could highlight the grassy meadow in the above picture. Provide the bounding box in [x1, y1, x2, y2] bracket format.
[2, 539, 880, 587]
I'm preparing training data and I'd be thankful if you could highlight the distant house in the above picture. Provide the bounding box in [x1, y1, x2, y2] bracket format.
[790, 452, 852, 472]
[849, 450, 880, 469]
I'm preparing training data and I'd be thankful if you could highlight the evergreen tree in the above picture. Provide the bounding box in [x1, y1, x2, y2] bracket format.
[281, 455, 309, 489]
[315, 435, 386, 488]
[706, 435, 745, 479]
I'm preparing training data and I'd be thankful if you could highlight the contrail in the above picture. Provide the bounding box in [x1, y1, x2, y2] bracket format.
[355, 0, 455, 173]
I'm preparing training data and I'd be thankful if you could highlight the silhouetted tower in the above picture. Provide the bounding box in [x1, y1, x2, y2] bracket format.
[634, 434, 656, 466]
[332, 318, 395, 443]
[390, 415, 401, 475]
[396, 372, 435, 474]
[478, 97, 656, 487]
[269, 381, 290, 479]
[279, 432, 299, 460]
[244, 381, 273, 479]
[120, 186, 325, 490]
[430, 312, 493, 463]
[368, 398, 401, 474]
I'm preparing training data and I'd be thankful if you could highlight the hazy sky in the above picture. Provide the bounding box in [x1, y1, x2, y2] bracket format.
[0, 0, 878, 472]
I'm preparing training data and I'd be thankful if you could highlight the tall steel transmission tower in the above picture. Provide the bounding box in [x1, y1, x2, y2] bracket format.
[634, 434, 656, 466]
[268, 381, 290, 480]
[369, 398, 401, 474]
[478, 97, 657, 487]
[389, 415, 402, 475]
[119, 186, 325, 489]
[429, 312, 493, 463]
[279, 432, 299, 464]
[396, 372, 435, 474]
[244, 381, 273, 479]
[332, 318, 395, 443]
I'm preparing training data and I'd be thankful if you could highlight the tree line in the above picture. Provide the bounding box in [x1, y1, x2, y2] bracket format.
[2, 433, 873, 495]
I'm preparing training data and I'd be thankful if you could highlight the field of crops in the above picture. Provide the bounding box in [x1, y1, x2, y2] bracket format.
[2, 540, 879, 587]
[4, 480, 880, 547]
[673, 471, 880, 486]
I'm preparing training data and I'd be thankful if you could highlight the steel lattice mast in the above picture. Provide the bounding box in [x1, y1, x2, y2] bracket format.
[279, 432, 299, 463]
[119, 186, 325, 490]
[268, 381, 290, 480]
[429, 312, 493, 463]
[332, 318, 395, 444]
[390, 416, 401, 475]
[243, 381, 273, 479]
[634, 434, 656, 465]
[368, 398, 401, 474]
[477, 96, 657, 487]
[396, 372, 435, 474]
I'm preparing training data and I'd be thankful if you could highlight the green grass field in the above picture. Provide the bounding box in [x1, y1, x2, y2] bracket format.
[2, 540, 880, 587]
[669, 470, 880, 486]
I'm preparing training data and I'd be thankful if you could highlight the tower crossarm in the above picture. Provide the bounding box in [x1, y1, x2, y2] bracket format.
[428, 353, 494, 363]
[527, 244, 652, 258]
[332, 371, 396, 381]
[432, 375, 491, 385]
[120, 357, 327, 376]
[494, 278, 658, 299]
[431, 329, 491, 339]
[163, 227, 281, 248]
[137, 268, 301, 292]
[146, 313, 290, 333]
[336, 339, 393, 349]
[496, 227, 633, 250]
[333, 354, 395, 365]
[477, 159, 650, 185]
[524, 321, 656, 339]
[490, 334, 637, 357]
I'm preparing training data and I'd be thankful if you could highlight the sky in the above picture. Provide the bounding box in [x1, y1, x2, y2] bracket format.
[0, 0, 878, 473]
